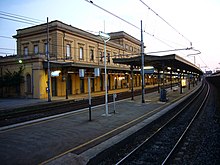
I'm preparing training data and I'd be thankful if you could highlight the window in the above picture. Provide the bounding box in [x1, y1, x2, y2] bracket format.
[24, 47, 28, 56]
[125, 44, 129, 50]
[34, 45, 38, 54]
[107, 52, 110, 63]
[79, 47, 83, 60]
[90, 49, 94, 61]
[113, 52, 117, 65]
[66, 44, 71, 59]
[26, 74, 31, 93]
[99, 51, 103, 62]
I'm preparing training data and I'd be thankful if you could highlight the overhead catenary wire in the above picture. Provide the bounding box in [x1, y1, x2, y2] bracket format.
[198, 54, 210, 70]
[1, 3, 203, 65]
[0, 10, 44, 25]
[0, 10, 44, 22]
[0, 16, 37, 25]
[0, 3, 192, 56]
[0, 35, 15, 39]
[0, 12, 42, 24]
[84, 0, 185, 51]
[139, 0, 192, 45]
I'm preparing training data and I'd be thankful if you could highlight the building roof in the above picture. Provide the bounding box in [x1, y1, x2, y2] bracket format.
[13, 20, 140, 49]
[113, 54, 203, 74]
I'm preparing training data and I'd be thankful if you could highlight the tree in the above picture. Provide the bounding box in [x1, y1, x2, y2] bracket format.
[0, 66, 24, 96]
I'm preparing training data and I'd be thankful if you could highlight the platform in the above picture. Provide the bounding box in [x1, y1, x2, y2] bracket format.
[0, 83, 201, 164]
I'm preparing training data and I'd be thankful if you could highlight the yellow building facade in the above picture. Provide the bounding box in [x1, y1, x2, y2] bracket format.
[0, 20, 145, 99]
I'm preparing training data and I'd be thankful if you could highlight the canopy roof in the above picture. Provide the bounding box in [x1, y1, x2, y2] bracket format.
[113, 54, 203, 74]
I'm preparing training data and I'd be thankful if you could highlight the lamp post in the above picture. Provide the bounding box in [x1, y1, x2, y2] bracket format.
[47, 17, 51, 102]
[99, 31, 111, 116]
[141, 20, 145, 103]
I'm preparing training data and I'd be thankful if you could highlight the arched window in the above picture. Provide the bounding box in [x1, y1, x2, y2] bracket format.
[26, 74, 31, 93]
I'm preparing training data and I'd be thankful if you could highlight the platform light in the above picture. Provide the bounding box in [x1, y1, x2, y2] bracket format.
[18, 59, 23, 64]
[99, 31, 111, 116]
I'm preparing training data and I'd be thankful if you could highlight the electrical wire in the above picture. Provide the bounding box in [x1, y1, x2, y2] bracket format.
[0, 10, 44, 25]
[139, 0, 192, 45]
[0, 10, 44, 22]
[0, 36, 15, 39]
[198, 54, 210, 70]
[84, 0, 192, 55]
[0, 16, 36, 25]
[146, 47, 192, 55]
[0, 3, 190, 55]
[0, 12, 41, 24]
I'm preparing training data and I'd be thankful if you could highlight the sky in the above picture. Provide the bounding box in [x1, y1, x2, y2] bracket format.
[0, 0, 220, 72]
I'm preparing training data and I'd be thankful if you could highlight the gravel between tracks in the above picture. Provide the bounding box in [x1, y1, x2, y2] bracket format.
[171, 83, 220, 164]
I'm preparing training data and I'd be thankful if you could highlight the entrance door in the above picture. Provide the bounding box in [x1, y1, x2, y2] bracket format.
[108, 76, 111, 90]
[114, 78, 117, 89]
[80, 78, 84, 93]
[51, 77, 57, 96]
[67, 75, 72, 94]
[100, 75, 103, 91]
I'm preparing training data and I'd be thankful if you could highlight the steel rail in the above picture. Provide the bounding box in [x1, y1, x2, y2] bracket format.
[116, 81, 207, 165]
[161, 81, 210, 164]
[0, 84, 176, 126]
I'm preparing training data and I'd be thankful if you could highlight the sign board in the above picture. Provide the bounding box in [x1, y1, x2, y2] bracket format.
[51, 70, 61, 77]
[144, 68, 154, 74]
[94, 68, 100, 77]
[79, 69, 85, 78]
[140, 68, 155, 74]
[181, 79, 187, 87]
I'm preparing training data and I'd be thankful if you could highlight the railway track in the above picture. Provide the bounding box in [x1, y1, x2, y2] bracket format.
[0, 85, 171, 127]
[113, 81, 210, 165]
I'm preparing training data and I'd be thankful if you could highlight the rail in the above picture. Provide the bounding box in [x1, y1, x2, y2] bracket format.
[115, 81, 209, 164]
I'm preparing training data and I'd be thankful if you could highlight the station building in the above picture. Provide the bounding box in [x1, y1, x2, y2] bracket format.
[0, 20, 146, 98]
[0, 20, 202, 99]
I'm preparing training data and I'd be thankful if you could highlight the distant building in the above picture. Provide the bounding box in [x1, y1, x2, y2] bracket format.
[0, 20, 144, 98]
[205, 70, 212, 75]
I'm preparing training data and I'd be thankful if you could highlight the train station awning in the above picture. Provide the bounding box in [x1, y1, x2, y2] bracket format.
[113, 54, 203, 75]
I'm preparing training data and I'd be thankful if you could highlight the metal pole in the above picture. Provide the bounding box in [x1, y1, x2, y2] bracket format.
[131, 65, 134, 100]
[188, 73, 191, 90]
[141, 20, 145, 103]
[162, 63, 165, 89]
[88, 77, 92, 121]
[99, 31, 110, 116]
[66, 72, 68, 99]
[104, 40, 109, 116]
[170, 70, 172, 90]
[158, 69, 160, 93]
[47, 17, 51, 102]
[180, 72, 183, 94]
[113, 94, 116, 114]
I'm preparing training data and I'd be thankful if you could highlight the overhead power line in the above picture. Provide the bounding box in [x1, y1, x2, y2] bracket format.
[0, 10, 44, 22]
[84, 0, 140, 30]
[0, 35, 15, 39]
[139, 0, 192, 45]
[84, 0, 190, 52]
[0, 10, 44, 25]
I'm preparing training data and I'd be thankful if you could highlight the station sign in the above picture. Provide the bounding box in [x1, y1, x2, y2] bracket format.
[51, 70, 61, 77]
[181, 79, 187, 87]
[144, 68, 154, 74]
[79, 69, 85, 78]
[94, 68, 100, 77]
[140, 66, 155, 74]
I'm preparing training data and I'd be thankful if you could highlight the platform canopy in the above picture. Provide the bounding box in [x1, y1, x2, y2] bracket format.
[113, 54, 203, 75]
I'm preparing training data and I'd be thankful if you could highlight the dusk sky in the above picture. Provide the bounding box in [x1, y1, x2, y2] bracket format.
[0, 0, 220, 72]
